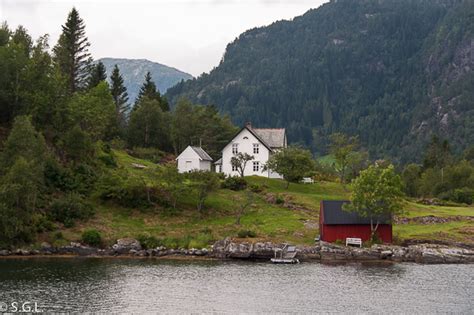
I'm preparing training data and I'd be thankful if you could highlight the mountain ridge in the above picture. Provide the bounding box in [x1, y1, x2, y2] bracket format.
[166, 0, 474, 162]
[99, 57, 193, 104]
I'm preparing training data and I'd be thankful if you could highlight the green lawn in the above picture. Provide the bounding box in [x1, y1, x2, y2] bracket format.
[47, 151, 474, 248]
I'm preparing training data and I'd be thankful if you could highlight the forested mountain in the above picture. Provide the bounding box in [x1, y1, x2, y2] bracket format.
[99, 58, 192, 104]
[166, 0, 474, 162]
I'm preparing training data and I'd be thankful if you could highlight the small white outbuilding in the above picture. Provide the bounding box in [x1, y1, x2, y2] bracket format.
[176, 146, 213, 173]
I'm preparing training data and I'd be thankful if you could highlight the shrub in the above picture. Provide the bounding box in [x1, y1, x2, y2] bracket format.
[81, 229, 102, 247]
[35, 216, 55, 233]
[137, 234, 161, 249]
[96, 173, 157, 208]
[452, 188, 473, 204]
[49, 193, 95, 226]
[221, 176, 247, 191]
[249, 184, 264, 193]
[237, 229, 257, 238]
[275, 195, 285, 205]
[54, 231, 64, 240]
[98, 152, 117, 167]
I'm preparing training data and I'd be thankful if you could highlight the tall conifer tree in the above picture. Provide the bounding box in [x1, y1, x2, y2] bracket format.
[53, 7, 92, 93]
[134, 72, 169, 111]
[110, 64, 129, 127]
[87, 61, 107, 89]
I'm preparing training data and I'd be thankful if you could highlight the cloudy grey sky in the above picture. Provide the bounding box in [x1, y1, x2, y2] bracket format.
[1, 0, 327, 76]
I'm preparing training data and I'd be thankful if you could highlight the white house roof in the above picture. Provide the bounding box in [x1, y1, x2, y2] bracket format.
[214, 158, 222, 165]
[190, 146, 213, 161]
[252, 128, 286, 148]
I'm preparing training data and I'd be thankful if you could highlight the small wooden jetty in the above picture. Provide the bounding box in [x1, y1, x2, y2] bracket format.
[271, 244, 299, 264]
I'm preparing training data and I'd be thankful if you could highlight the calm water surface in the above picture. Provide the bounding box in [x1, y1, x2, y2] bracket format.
[0, 258, 472, 313]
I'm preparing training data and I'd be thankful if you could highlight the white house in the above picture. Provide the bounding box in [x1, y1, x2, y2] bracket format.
[176, 146, 213, 173]
[217, 122, 287, 178]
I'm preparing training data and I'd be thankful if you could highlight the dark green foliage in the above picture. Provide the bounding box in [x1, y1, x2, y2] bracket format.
[128, 98, 170, 149]
[49, 193, 95, 227]
[249, 184, 265, 193]
[53, 7, 92, 93]
[265, 146, 316, 188]
[423, 136, 452, 169]
[137, 234, 160, 249]
[88, 61, 107, 89]
[187, 171, 220, 213]
[110, 64, 129, 131]
[166, 0, 474, 162]
[0, 116, 47, 245]
[0, 158, 40, 245]
[170, 98, 238, 158]
[96, 173, 159, 208]
[0, 115, 47, 173]
[60, 125, 95, 163]
[66, 82, 116, 141]
[135, 72, 169, 111]
[237, 230, 257, 238]
[402, 164, 422, 197]
[221, 176, 247, 191]
[81, 229, 102, 246]
[275, 195, 285, 205]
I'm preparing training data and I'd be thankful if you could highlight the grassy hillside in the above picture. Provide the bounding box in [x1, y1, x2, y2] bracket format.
[39, 151, 474, 248]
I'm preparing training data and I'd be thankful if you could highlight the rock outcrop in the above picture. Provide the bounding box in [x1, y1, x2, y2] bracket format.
[1, 239, 473, 264]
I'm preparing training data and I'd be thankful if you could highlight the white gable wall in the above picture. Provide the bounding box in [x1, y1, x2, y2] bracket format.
[222, 128, 271, 177]
[177, 146, 211, 173]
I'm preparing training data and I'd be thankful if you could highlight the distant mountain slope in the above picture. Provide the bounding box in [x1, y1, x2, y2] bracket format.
[166, 0, 474, 162]
[99, 58, 193, 104]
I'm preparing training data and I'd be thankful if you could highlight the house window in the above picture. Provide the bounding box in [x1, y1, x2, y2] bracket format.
[232, 143, 238, 154]
[232, 165, 238, 172]
[253, 161, 260, 172]
[253, 143, 259, 154]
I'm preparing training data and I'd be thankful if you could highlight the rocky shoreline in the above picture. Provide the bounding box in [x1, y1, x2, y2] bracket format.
[1, 238, 473, 264]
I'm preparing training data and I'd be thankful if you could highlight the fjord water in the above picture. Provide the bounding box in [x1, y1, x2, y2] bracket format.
[0, 258, 472, 313]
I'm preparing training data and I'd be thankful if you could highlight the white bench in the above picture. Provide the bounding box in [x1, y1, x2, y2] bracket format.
[301, 177, 314, 184]
[346, 237, 362, 247]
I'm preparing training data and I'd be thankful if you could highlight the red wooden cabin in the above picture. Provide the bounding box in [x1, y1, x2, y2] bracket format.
[319, 200, 392, 243]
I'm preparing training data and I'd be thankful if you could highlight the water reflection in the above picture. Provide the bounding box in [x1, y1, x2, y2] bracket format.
[0, 258, 472, 313]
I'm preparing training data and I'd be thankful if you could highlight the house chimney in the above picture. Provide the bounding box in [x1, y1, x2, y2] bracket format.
[245, 122, 252, 129]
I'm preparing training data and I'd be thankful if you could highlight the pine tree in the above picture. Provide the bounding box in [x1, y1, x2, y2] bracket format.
[53, 7, 92, 93]
[87, 61, 107, 89]
[110, 64, 129, 128]
[134, 72, 169, 111]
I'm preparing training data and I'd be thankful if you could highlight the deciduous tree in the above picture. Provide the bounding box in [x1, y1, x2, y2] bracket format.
[265, 146, 315, 188]
[345, 163, 404, 241]
[231, 152, 254, 177]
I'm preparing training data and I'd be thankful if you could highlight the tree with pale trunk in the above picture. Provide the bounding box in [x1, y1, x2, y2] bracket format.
[344, 163, 404, 241]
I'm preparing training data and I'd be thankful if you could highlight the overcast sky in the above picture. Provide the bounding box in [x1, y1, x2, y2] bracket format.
[1, 0, 327, 76]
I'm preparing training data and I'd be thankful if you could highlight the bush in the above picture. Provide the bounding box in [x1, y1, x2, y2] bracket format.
[249, 184, 265, 193]
[452, 188, 473, 204]
[237, 229, 257, 238]
[98, 152, 117, 168]
[439, 188, 474, 205]
[35, 216, 55, 233]
[137, 234, 161, 249]
[81, 229, 102, 247]
[221, 176, 247, 191]
[49, 193, 95, 226]
[96, 173, 158, 208]
[275, 195, 285, 205]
